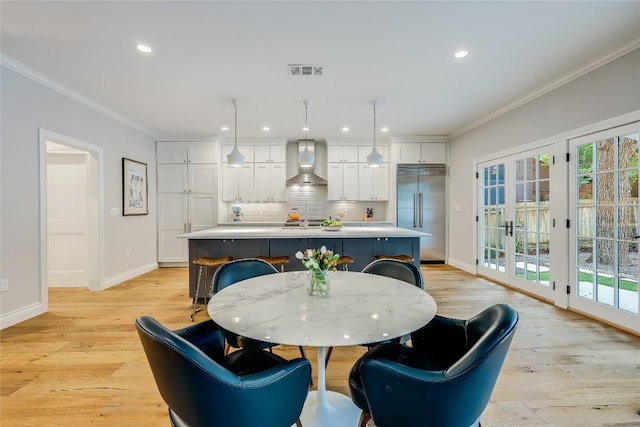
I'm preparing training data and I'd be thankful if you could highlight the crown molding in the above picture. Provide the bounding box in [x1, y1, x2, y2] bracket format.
[1, 53, 157, 138]
[390, 135, 449, 143]
[450, 38, 640, 139]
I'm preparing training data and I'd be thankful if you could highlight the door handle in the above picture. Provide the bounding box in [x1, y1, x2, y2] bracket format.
[419, 193, 423, 228]
[413, 193, 418, 228]
[503, 221, 513, 237]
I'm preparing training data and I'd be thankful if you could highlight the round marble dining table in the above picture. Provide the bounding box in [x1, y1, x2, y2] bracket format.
[207, 270, 437, 427]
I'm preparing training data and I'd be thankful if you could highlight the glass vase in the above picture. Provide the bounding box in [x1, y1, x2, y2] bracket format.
[307, 269, 330, 297]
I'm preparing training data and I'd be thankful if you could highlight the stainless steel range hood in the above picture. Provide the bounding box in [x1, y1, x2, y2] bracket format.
[286, 140, 327, 186]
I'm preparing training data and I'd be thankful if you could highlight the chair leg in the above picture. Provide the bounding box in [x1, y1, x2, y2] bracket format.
[357, 411, 371, 427]
[324, 346, 334, 368]
[298, 346, 307, 359]
[191, 266, 205, 321]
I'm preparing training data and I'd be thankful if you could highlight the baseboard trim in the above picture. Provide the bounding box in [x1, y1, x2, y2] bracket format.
[0, 301, 47, 330]
[447, 258, 476, 274]
[102, 262, 158, 290]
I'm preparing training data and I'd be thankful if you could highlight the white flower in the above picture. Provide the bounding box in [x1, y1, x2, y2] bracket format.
[320, 245, 327, 253]
[295, 251, 304, 260]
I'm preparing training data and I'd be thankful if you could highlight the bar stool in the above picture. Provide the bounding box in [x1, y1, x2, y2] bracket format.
[256, 255, 290, 272]
[336, 255, 354, 271]
[191, 256, 233, 321]
[374, 254, 414, 263]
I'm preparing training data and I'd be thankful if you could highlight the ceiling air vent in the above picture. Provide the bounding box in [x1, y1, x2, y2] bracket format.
[288, 64, 324, 76]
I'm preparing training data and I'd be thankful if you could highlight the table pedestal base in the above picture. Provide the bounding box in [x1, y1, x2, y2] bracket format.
[300, 390, 361, 427]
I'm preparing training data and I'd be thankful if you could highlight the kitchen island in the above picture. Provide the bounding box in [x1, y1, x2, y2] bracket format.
[181, 225, 428, 298]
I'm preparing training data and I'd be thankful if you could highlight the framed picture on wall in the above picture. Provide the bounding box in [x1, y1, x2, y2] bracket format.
[122, 158, 148, 216]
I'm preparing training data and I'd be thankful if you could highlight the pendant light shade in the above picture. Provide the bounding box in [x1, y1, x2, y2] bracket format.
[227, 98, 245, 167]
[298, 99, 315, 168]
[366, 100, 383, 167]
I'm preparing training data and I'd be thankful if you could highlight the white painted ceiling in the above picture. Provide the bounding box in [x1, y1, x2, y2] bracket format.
[2, 1, 639, 141]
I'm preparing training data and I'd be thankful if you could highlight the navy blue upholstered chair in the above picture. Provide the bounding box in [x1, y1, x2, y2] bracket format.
[212, 258, 307, 359]
[136, 316, 311, 427]
[211, 258, 280, 351]
[349, 304, 519, 427]
[325, 259, 424, 367]
[361, 258, 424, 289]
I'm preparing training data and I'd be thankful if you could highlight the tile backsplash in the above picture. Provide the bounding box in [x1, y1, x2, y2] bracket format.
[224, 186, 388, 223]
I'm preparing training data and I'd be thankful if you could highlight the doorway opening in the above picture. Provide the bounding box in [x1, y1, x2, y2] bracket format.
[39, 129, 104, 302]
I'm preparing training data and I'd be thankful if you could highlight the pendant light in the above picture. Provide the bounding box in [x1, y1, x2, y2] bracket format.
[226, 98, 245, 167]
[298, 99, 315, 168]
[366, 100, 383, 167]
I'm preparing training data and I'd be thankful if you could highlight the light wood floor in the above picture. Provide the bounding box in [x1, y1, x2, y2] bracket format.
[1, 265, 639, 426]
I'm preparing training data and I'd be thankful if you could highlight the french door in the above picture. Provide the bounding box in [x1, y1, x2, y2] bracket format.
[568, 123, 639, 331]
[478, 145, 556, 300]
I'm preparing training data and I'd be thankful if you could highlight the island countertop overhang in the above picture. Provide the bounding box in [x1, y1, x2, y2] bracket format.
[180, 225, 430, 239]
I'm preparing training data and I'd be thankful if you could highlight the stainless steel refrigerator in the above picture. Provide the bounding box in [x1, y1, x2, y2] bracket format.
[397, 164, 446, 262]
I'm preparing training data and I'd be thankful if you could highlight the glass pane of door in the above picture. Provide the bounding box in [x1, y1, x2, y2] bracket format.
[573, 131, 639, 315]
[480, 163, 506, 274]
[513, 154, 551, 288]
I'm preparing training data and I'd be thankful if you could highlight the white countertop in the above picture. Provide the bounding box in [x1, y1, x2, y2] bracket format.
[180, 225, 429, 239]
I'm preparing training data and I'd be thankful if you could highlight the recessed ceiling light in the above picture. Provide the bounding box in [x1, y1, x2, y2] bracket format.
[454, 50, 468, 58]
[221, 126, 229, 131]
[136, 44, 152, 53]
[381, 127, 389, 133]
[342, 127, 349, 132]
[302, 127, 309, 132]
[262, 126, 270, 132]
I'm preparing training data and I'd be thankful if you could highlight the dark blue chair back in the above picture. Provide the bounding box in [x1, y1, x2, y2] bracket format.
[213, 258, 279, 293]
[136, 316, 310, 427]
[361, 259, 423, 289]
[355, 304, 518, 427]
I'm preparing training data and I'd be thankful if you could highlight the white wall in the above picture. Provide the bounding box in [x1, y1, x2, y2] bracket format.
[1, 66, 157, 327]
[447, 49, 640, 271]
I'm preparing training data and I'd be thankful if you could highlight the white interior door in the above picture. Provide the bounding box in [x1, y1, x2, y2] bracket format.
[46, 151, 89, 287]
[568, 122, 639, 332]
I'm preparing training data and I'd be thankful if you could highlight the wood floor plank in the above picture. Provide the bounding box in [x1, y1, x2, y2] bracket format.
[1, 265, 638, 426]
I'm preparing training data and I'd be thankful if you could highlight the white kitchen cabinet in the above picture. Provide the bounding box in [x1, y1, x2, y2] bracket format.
[327, 163, 359, 201]
[358, 163, 390, 201]
[327, 145, 359, 163]
[254, 163, 287, 202]
[222, 144, 287, 202]
[157, 163, 216, 194]
[157, 194, 217, 263]
[157, 141, 217, 263]
[157, 141, 216, 164]
[254, 145, 286, 163]
[357, 145, 390, 163]
[222, 163, 254, 202]
[397, 142, 447, 164]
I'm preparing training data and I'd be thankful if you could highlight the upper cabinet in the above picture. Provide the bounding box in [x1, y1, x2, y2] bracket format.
[157, 141, 217, 164]
[358, 163, 389, 201]
[157, 142, 217, 194]
[327, 145, 359, 163]
[326, 144, 391, 201]
[396, 142, 447, 164]
[254, 145, 286, 163]
[221, 143, 287, 202]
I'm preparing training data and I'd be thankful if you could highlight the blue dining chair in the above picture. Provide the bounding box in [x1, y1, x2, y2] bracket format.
[136, 316, 311, 427]
[212, 258, 308, 359]
[348, 303, 519, 427]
